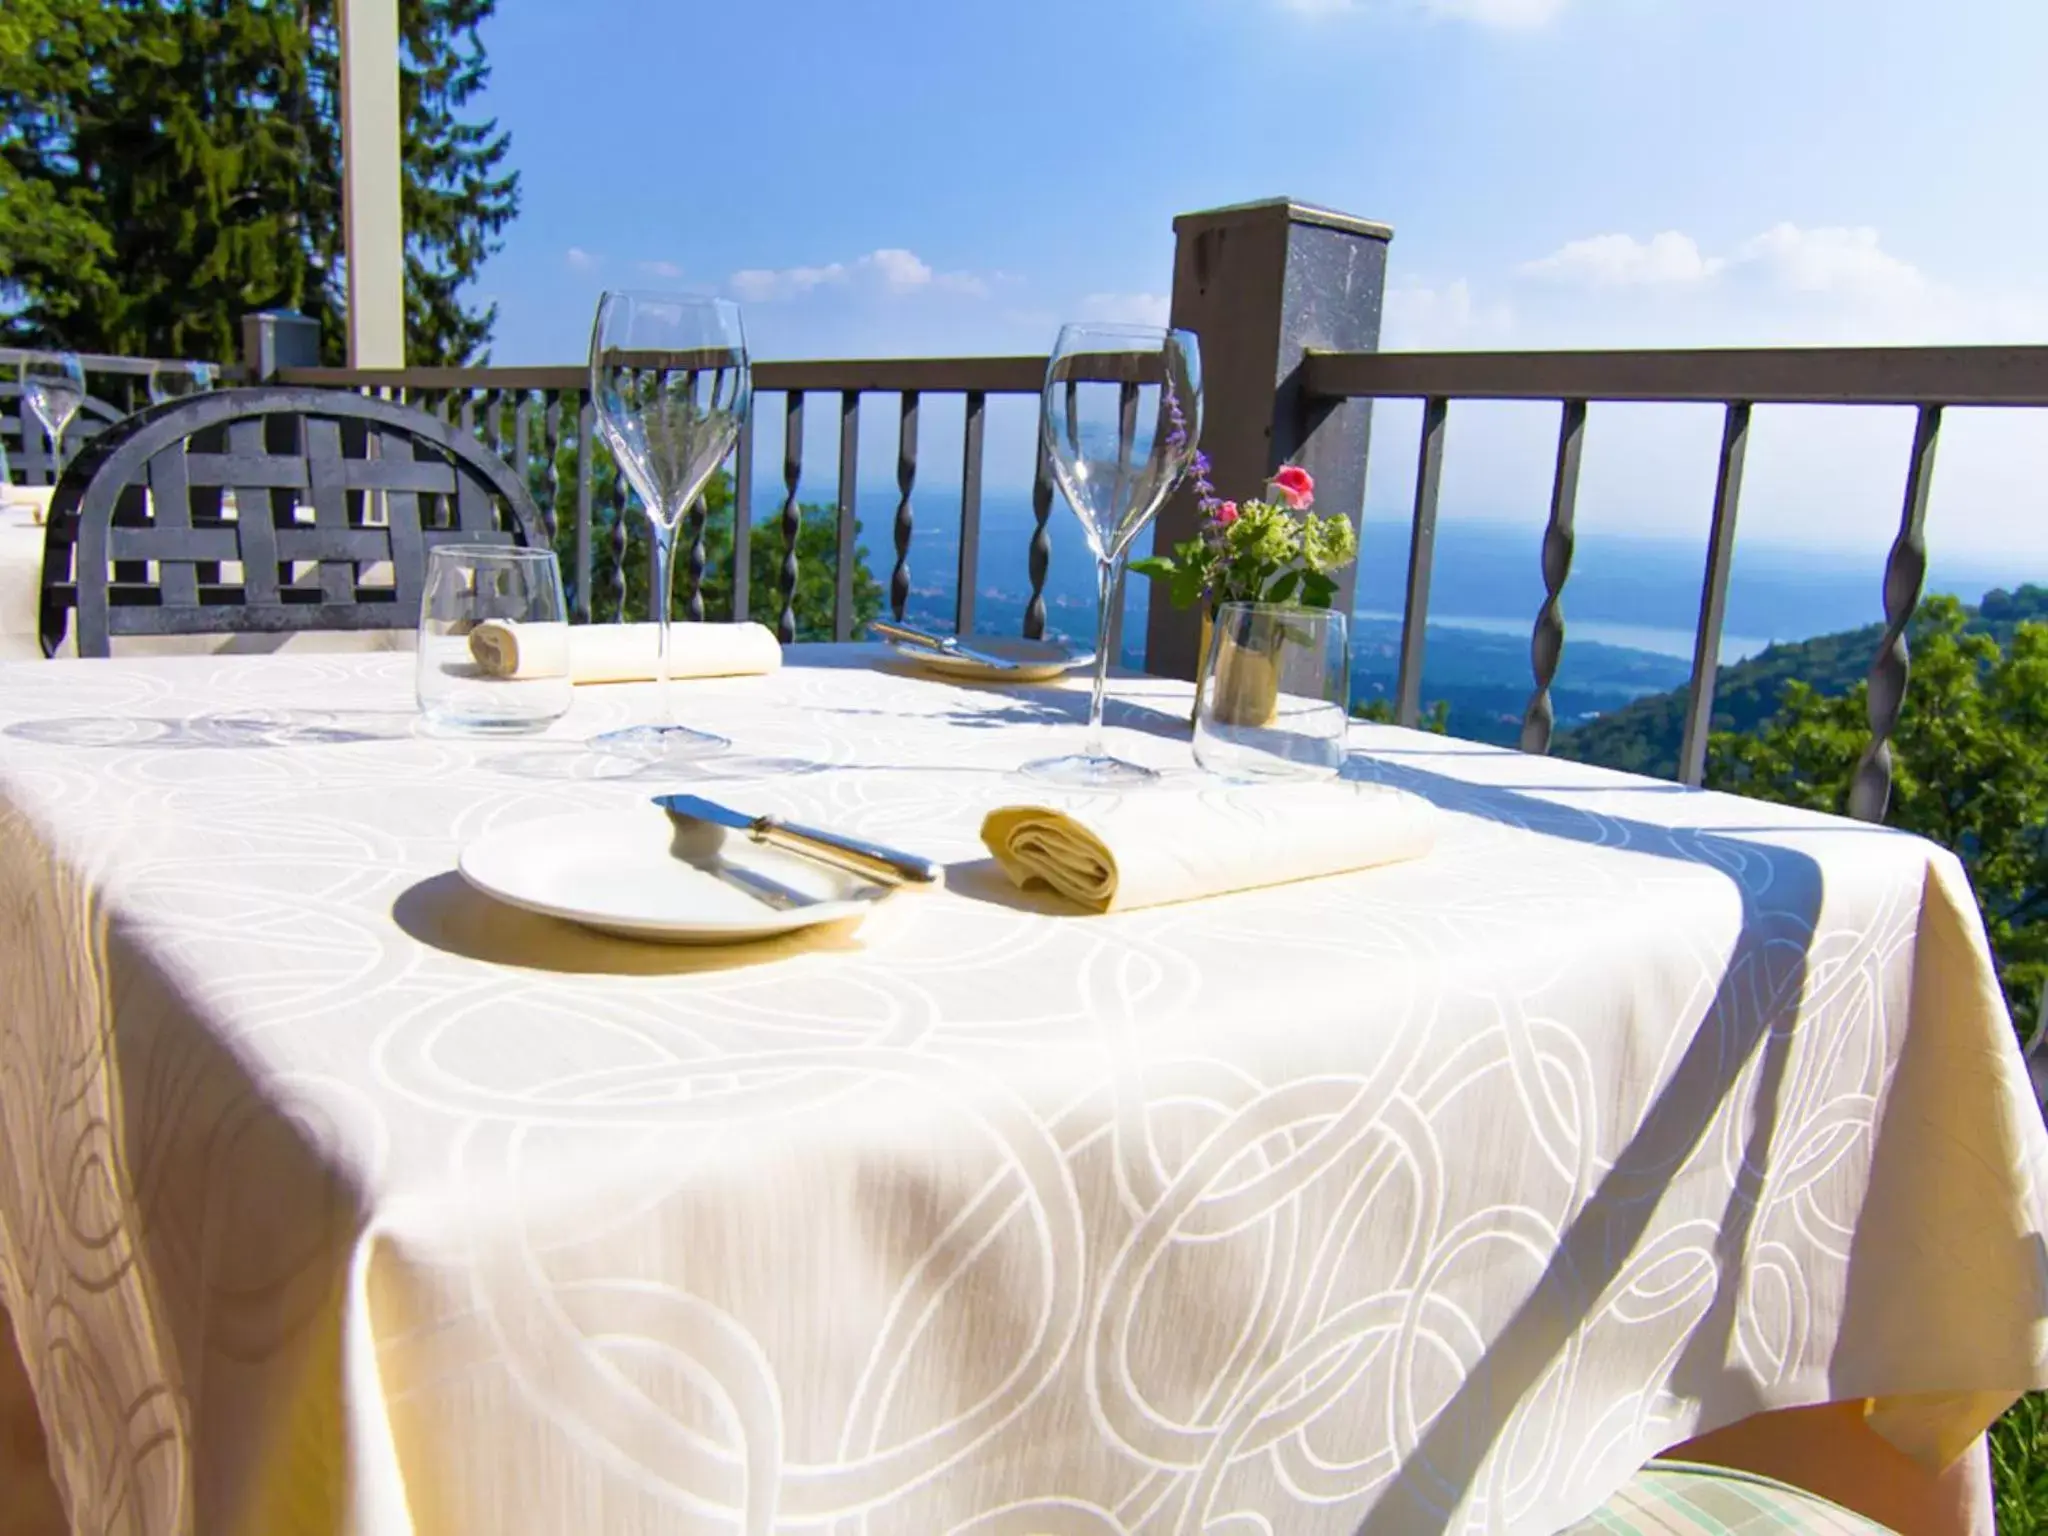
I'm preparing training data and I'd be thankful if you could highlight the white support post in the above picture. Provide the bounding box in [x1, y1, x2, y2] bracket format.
[339, 0, 406, 369]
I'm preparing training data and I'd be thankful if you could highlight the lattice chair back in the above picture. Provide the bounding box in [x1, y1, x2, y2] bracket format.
[40, 388, 548, 658]
[2, 380, 126, 486]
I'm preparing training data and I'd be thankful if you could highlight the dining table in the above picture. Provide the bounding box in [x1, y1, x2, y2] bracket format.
[0, 643, 2043, 1536]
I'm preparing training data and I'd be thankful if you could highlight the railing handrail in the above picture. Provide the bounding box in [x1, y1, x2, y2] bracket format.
[1302, 344, 2048, 408]
[0, 345, 239, 380]
[278, 356, 1054, 395]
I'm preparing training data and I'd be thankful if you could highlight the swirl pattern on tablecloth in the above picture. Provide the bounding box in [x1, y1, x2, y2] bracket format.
[0, 647, 2042, 1536]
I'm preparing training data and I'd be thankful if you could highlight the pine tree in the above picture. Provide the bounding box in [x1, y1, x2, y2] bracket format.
[0, 0, 518, 365]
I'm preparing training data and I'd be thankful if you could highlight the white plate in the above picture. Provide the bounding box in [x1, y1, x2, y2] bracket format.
[884, 635, 1086, 684]
[458, 804, 896, 944]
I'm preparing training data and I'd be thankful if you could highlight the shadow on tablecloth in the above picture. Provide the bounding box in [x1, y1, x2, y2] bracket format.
[391, 870, 870, 975]
[1345, 753, 1834, 1534]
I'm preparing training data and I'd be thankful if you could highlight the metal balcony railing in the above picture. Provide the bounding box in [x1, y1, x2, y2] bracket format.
[1297, 343, 2048, 820]
[275, 358, 1065, 646]
[0, 346, 240, 484]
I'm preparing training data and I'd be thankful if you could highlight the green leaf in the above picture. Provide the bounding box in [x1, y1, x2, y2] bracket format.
[1299, 572, 1338, 608]
[1169, 564, 1205, 611]
[1263, 569, 1302, 604]
[1127, 556, 1175, 581]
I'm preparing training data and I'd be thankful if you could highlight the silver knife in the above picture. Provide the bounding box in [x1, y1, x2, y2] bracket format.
[656, 793, 944, 887]
[870, 619, 1023, 672]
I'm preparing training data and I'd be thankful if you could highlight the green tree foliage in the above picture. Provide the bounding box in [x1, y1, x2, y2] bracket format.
[0, 0, 517, 364]
[533, 435, 882, 639]
[1706, 595, 2048, 1022]
[1557, 584, 2048, 778]
[1353, 697, 1451, 733]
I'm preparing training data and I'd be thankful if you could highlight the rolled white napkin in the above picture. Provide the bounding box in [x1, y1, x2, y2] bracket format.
[981, 780, 1438, 913]
[1, 486, 55, 525]
[468, 620, 781, 684]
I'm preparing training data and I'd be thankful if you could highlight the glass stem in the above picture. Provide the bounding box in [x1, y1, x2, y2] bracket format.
[1086, 554, 1118, 760]
[650, 515, 677, 725]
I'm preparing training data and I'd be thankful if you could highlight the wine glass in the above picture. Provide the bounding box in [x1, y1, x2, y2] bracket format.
[588, 292, 751, 761]
[148, 360, 217, 406]
[1022, 323, 1202, 788]
[21, 353, 85, 477]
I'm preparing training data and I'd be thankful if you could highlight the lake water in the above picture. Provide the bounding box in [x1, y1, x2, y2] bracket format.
[759, 487, 2036, 700]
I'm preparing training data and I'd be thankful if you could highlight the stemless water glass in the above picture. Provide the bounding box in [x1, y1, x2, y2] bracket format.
[588, 291, 750, 761]
[21, 353, 85, 473]
[416, 546, 574, 734]
[1022, 323, 1202, 788]
[148, 360, 217, 406]
[1193, 603, 1351, 780]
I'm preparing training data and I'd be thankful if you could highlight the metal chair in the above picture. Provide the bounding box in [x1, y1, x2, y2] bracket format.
[39, 388, 548, 658]
[1, 380, 126, 486]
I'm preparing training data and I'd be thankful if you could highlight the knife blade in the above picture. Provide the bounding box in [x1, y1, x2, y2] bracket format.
[869, 619, 1023, 672]
[656, 793, 943, 887]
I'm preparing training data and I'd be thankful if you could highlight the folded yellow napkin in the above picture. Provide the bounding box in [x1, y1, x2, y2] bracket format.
[468, 620, 781, 684]
[981, 780, 1438, 914]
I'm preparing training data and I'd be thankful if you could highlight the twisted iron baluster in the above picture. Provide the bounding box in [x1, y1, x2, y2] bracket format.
[684, 495, 707, 622]
[1849, 403, 1942, 823]
[1025, 441, 1054, 640]
[1520, 399, 1586, 755]
[733, 409, 753, 622]
[574, 398, 595, 623]
[609, 462, 631, 623]
[779, 392, 805, 644]
[892, 391, 918, 621]
[833, 392, 860, 641]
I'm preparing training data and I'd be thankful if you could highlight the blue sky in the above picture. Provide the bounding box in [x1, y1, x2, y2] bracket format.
[469, 0, 2048, 565]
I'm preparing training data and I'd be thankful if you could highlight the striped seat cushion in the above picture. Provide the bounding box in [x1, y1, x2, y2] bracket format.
[1562, 1460, 1900, 1535]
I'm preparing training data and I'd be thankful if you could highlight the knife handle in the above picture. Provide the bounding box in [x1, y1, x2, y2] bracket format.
[869, 619, 944, 652]
[755, 817, 944, 886]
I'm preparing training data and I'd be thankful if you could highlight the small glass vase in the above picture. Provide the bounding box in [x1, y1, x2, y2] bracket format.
[1193, 602, 1351, 781]
[1191, 602, 1292, 729]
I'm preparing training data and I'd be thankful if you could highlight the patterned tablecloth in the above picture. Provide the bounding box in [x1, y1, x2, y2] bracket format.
[0, 647, 2042, 1536]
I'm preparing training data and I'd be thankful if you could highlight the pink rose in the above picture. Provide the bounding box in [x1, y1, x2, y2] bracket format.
[1212, 500, 1239, 526]
[1270, 464, 1314, 510]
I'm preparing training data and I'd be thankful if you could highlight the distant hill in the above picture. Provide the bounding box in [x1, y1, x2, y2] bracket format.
[1553, 583, 2048, 778]
[1350, 616, 1693, 750]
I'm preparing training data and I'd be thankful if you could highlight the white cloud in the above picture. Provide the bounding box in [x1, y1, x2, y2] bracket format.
[635, 259, 685, 279]
[565, 247, 601, 273]
[1078, 292, 1173, 327]
[727, 247, 986, 303]
[1277, 0, 1571, 27]
[1382, 278, 1514, 347]
[1522, 231, 1724, 288]
[1507, 221, 2045, 344]
[1732, 223, 1927, 306]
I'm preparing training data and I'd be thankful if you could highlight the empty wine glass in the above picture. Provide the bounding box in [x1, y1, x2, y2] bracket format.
[148, 360, 217, 406]
[588, 292, 751, 761]
[1022, 323, 1202, 788]
[21, 353, 85, 476]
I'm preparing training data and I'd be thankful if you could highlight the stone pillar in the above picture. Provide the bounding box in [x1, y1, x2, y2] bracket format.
[239, 310, 323, 381]
[1143, 198, 1392, 679]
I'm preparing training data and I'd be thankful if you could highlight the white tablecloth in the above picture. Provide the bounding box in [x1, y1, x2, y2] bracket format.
[0, 647, 2042, 1535]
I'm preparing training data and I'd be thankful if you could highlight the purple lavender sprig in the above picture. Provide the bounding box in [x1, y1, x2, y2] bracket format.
[1163, 378, 1221, 518]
